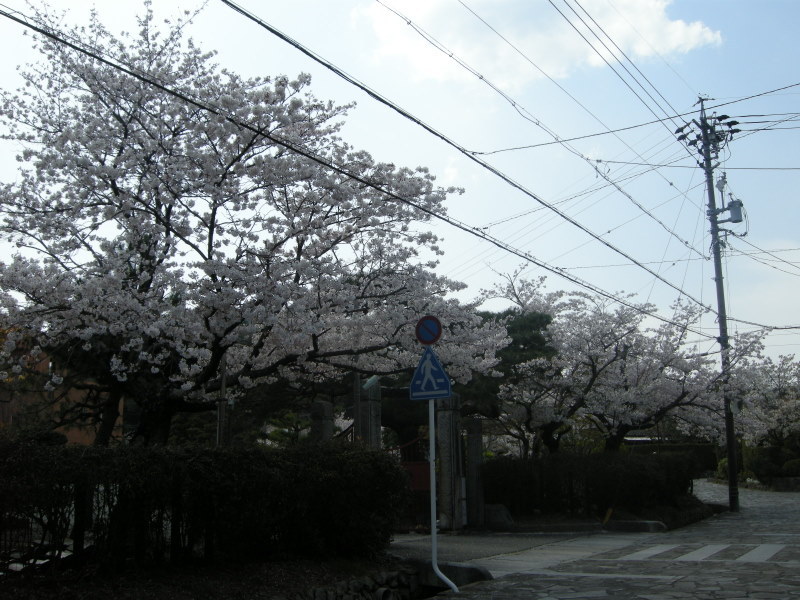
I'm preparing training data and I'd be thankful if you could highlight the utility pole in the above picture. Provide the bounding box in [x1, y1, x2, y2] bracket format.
[678, 98, 743, 512]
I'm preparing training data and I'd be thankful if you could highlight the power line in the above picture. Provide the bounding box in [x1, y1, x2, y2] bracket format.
[605, 0, 698, 97]
[594, 159, 800, 171]
[666, 83, 800, 140]
[454, 0, 704, 193]
[0, 4, 720, 340]
[731, 112, 800, 118]
[378, 0, 708, 262]
[728, 237, 800, 276]
[475, 111, 693, 155]
[710, 82, 800, 108]
[561, 255, 707, 270]
[6, 3, 796, 335]
[568, 0, 686, 128]
[732, 252, 800, 277]
[219, 0, 714, 306]
[738, 247, 800, 254]
[447, 1, 709, 267]
[735, 119, 800, 125]
[740, 127, 800, 132]
[223, 1, 797, 334]
[547, 0, 686, 140]
[453, 147, 706, 285]
[453, 0, 712, 276]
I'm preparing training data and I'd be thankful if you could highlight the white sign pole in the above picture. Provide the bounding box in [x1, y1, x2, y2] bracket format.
[429, 398, 459, 593]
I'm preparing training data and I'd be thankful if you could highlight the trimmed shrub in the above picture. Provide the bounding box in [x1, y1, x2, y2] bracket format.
[742, 446, 783, 485]
[716, 458, 729, 480]
[0, 441, 409, 574]
[481, 455, 539, 516]
[277, 443, 410, 558]
[781, 458, 800, 477]
[482, 451, 693, 519]
[627, 443, 718, 478]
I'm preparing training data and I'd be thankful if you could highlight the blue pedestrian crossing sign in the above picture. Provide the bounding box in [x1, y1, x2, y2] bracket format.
[409, 346, 452, 401]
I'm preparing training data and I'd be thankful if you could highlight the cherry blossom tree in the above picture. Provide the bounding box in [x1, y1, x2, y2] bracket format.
[735, 354, 800, 448]
[484, 273, 761, 455]
[576, 303, 721, 451]
[0, 7, 505, 444]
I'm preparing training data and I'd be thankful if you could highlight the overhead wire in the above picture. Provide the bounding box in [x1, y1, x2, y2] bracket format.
[477, 110, 697, 155]
[480, 158, 708, 231]
[547, 0, 686, 140]
[444, 135, 675, 280]
[648, 164, 704, 305]
[418, 0, 797, 329]
[733, 112, 800, 118]
[0, 3, 721, 339]
[731, 252, 800, 277]
[4, 3, 798, 335]
[562, 255, 706, 270]
[216, 1, 800, 334]
[710, 82, 800, 108]
[545, 0, 800, 332]
[568, 0, 687, 130]
[604, 0, 698, 97]
[219, 0, 717, 307]
[482, 114, 800, 156]
[452, 0, 713, 306]
[740, 127, 800, 132]
[454, 0, 706, 240]
[456, 0, 712, 297]
[734, 247, 800, 256]
[590, 159, 800, 171]
[453, 141, 705, 283]
[543, 0, 711, 315]
[457, 0, 691, 157]
[376, 0, 709, 270]
[728, 237, 800, 276]
[480, 106, 799, 155]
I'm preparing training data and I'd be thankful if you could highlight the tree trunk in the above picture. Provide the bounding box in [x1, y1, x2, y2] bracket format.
[604, 427, 630, 452]
[519, 435, 531, 460]
[93, 388, 122, 447]
[70, 474, 90, 558]
[540, 421, 564, 454]
[604, 435, 624, 452]
[132, 401, 174, 446]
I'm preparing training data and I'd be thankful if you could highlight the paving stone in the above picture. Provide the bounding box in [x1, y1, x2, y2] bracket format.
[422, 480, 800, 598]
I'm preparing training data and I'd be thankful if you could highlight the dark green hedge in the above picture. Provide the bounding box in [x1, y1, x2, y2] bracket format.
[626, 442, 719, 478]
[0, 441, 409, 572]
[482, 452, 694, 518]
[741, 445, 800, 484]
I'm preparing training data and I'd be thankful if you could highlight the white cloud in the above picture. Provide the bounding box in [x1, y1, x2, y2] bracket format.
[354, 0, 478, 84]
[357, 0, 721, 88]
[595, 0, 722, 59]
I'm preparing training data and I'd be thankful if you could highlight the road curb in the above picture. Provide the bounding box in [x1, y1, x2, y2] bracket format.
[603, 519, 668, 532]
[399, 557, 493, 589]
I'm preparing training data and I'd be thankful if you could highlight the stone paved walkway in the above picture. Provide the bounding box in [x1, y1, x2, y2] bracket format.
[440, 480, 800, 599]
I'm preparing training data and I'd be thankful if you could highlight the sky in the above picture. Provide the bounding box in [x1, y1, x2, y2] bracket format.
[0, 0, 798, 361]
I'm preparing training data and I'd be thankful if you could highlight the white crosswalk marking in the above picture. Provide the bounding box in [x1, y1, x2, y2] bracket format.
[735, 543, 785, 562]
[619, 545, 679, 560]
[675, 544, 729, 561]
[614, 543, 793, 564]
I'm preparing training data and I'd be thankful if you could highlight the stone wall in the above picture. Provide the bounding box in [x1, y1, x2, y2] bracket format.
[294, 567, 421, 600]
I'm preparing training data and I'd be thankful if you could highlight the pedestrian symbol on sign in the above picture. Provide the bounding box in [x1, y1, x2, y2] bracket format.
[410, 346, 451, 401]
